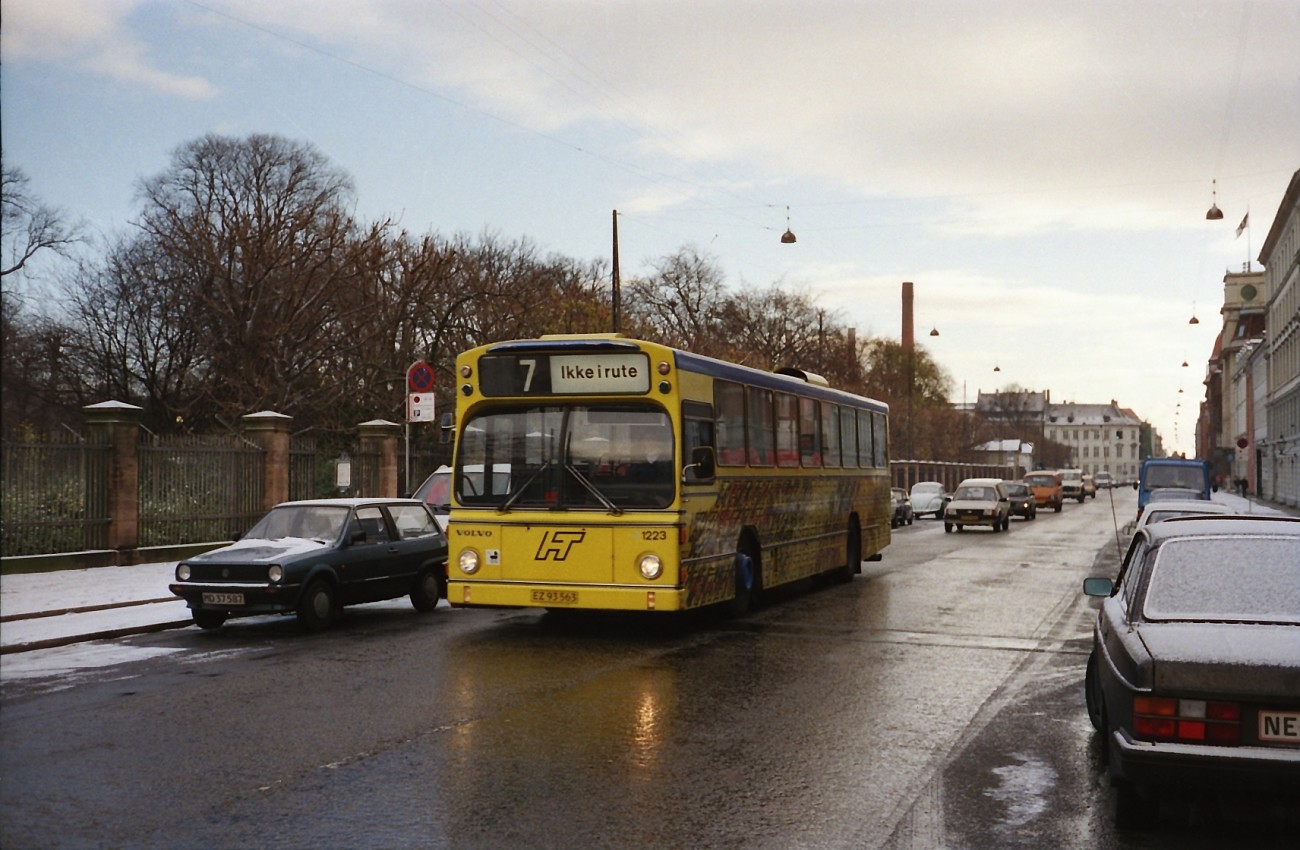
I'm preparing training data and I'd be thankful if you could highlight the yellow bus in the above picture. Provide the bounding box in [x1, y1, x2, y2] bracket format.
[445, 334, 891, 614]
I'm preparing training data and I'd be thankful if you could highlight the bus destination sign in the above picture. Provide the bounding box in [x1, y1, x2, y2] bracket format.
[480, 353, 650, 396]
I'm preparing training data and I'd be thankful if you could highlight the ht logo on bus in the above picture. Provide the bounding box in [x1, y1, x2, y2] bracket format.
[535, 531, 586, 561]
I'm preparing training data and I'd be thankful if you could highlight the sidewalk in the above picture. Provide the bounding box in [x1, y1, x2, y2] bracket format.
[1, 492, 1296, 655]
[0, 562, 192, 654]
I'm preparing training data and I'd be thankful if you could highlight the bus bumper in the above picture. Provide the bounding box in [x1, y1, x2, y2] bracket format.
[448, 580, 686, 612]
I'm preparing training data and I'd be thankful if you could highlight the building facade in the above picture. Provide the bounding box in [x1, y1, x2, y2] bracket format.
[1043, 403, 1143, 481]
[1259, 169, 1300, 506]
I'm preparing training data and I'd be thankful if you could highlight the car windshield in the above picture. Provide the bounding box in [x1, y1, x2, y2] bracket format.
[954, 486, 993, 500]
[1003, 484, 1028, 496]
[1025, 476, 1054, 487]
[911, 483, 942, 495]
[1146, 466, 1206, 490]
[1143, 536, 1300, 624]
[244, 505, 350, 542]
[413, 468, 451, 508]
[457, 403, 675, 511]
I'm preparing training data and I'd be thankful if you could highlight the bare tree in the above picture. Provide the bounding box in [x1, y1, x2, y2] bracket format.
[124, 133, 388, 430]
[624, 247, 729, 354]
[1, 160, 81, 280]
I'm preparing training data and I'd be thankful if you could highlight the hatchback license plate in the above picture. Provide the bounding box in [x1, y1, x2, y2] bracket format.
[1259, 710, 1300, 743]
[202, 592, 245, 606]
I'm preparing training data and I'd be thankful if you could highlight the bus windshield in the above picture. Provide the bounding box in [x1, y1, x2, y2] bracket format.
[457, 403, 675, 511]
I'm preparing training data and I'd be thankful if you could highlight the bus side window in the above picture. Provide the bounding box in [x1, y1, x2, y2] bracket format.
[683, 401, 716, 482]
[714, 382, 746, 466]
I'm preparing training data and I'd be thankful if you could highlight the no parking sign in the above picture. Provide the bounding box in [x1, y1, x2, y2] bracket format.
[407, 361, 435, 422]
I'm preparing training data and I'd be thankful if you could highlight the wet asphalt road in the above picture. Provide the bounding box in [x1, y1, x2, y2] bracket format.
[2, 487, 1296, 848]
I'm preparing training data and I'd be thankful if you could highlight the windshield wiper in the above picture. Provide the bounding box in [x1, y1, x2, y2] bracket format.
[566, 463, 623, 516]
[498, 460, 551, 514]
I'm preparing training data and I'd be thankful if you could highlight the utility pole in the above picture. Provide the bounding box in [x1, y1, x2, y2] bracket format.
[611, 210, 621, 333]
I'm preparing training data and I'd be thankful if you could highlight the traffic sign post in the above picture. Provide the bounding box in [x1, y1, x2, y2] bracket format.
[404, 360, 437, 491]
[408, 393, 435, 422]
[407, 361, 435, 394]
[407, 360, 436, 424]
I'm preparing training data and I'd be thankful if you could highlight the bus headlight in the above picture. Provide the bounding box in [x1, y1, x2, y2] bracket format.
[638, 553, 663, 580]
[459, 549, 481, 575]
[268, 565, 283, 582]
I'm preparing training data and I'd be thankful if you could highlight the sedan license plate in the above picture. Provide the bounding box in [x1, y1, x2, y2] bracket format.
[531, 589, 578, 605]
[960, 513, 980, 523]
[202, 592, 245, 606]
[1258, 710, 1300, 744]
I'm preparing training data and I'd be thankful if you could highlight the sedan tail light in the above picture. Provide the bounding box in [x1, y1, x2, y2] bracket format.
[1133, 696, 1240, 745]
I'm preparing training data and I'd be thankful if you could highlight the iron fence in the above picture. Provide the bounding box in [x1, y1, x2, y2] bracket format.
[1, 431, 111, 557]
[138, 434, 265, 546]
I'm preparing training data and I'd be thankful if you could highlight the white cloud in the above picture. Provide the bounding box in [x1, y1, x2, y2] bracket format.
[197, 1, 1298, 236]
[2, 0, 217, 99]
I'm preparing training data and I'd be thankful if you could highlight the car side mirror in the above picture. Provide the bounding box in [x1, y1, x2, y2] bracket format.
[1082, 577, 1114, 597]
[1131, 481, 1138, 490]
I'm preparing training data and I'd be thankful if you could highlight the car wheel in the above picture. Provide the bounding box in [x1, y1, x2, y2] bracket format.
[1054, 502, 1062, 513]
[906, 514, 913, 526]
[944, 522, 953, 533]
[1085, 651, 1106, 732]
[956, 524, 964, 532]
[1114, 780, 1157, 829]
[193, 610, 226, 630]
[296, 578, 338, 632]
[410, 568, 443, 612]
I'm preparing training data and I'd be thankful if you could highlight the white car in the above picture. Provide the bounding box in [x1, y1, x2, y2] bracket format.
[908, 481, 949, 519]
[944, 477, 1012, 533]
[411, 463, 512, 532]
[1135, 499, 1232, 528]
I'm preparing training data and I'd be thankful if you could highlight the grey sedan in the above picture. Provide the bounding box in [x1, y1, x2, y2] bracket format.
[1082, 515, 1300, 827]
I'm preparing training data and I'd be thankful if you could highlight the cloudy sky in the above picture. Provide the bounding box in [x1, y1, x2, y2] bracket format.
[4, 0, 1298, 456]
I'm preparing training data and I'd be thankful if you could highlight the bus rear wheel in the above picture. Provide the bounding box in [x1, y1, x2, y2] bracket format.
[836, 521, 861, 583]
[728, 539, 761, 617]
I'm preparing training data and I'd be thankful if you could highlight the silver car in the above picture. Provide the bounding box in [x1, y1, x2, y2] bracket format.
[908, 481, 949, 519]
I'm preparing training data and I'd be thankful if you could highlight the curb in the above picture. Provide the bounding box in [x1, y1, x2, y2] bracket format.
[0, 619, 194, 655]
[0, 597, 180, 624]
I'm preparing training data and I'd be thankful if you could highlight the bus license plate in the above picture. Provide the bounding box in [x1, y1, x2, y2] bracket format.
[202, 592, 245, 606]
[531, 590, 578, 605]
[1259, 710, 1300, 743]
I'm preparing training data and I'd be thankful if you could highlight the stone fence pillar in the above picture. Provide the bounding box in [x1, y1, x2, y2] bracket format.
[243, 411, 293, 511]
[359, 419, 402, 497]
[83, 400, 143, 562]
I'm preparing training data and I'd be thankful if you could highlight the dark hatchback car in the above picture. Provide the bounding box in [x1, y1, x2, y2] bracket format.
[170, 498, 448, 631]
[890, 487, 914, 528]
[1001, 480, 1037, 520]
[1082, 515, 1300, 827]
